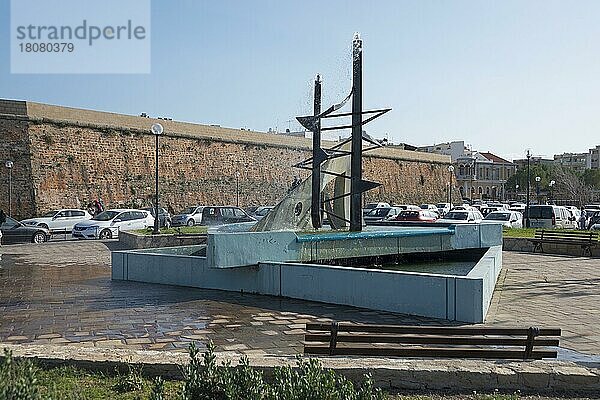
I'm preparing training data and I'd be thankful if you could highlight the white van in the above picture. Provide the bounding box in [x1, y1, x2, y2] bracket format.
[524, 205, 575, 229]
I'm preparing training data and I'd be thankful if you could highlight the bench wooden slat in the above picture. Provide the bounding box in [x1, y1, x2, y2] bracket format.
[305, 333, 559, 347]
[305, 323, 561, 336]
[304, 346, 557, 359]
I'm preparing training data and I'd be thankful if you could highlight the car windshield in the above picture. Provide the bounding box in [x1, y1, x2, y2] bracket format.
[255, 207, 272, 216]
[180, 207, 196, 215]
[524, 206, 553, 219]
[1, 216, 20, 228]
[41, 210, 60, 217]
[367, 207, 390, 217]
[436, 204, 447, 209]
[92, 211, 120, 221]
[364, 203, 379, 209]
[444, 211, 468, 220]
[400, 211, 419, 218]
[420, 204, 429, 209]
[485, 212, 510, 221]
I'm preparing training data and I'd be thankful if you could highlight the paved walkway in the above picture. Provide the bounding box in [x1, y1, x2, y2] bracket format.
[487, 252, 600, 355]
[0, 242, 598, 357]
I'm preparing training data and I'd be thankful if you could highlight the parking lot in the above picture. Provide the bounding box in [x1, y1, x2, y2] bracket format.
[0, 240, 599, 358]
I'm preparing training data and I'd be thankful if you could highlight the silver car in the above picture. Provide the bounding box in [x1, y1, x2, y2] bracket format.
[171, 206, 204, 227]
[21, 209, 92, 234]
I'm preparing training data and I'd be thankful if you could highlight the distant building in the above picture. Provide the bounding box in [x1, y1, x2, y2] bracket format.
[512, 157, 554, 170]
[590, 145, 600, 169]
[553, 152, 591, 171]
[455, 152, 516, 201]
[417, 140, 471, 162]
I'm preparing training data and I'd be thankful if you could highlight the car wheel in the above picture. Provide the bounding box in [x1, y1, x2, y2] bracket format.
[186, 219, 194, 227]
[99, 229, 112, 240]
[32, 232, 47, 244]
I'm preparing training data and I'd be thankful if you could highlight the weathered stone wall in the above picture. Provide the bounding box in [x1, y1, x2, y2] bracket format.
[0, 101, 37, 218]
[0, 100, 453, 219]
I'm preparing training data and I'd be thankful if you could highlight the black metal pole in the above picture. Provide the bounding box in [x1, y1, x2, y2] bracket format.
[8, 167, 12, 216]
[154, 133, 160, 234]
[311, 75, 322, 229]
[236, 173, 239, 207]
[448, 170, 453, 205]
[350, 34, 363, 232]
[526, 150, 531, 228]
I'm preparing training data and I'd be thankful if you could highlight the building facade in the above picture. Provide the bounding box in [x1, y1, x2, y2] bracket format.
[553, 152, 591, 171]
[454, 152, 516, 201]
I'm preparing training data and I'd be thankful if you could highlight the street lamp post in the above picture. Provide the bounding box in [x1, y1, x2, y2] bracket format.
[515, 184, 519, 201]
[5, 160, 13, 216]
[151, 123, 164, 234]
[448, 165, 454, 205]
[235, 171, 240, 207]
[525, 150, 531, 228]
[535, 176, 541, 204]
[549, 180, 555, 204]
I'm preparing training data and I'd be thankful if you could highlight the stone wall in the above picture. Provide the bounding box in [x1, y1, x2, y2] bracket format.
[0, 104, 37, 218]
[0, 100, 453, 219]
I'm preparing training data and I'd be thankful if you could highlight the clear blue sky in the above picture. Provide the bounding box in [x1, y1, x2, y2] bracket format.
[2, 0, 600, 161]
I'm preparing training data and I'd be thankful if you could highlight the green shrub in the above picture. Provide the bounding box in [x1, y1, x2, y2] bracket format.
[0, 349, 41, 400]
[112, 363, 145, 393]
[180, 342, 383, 400]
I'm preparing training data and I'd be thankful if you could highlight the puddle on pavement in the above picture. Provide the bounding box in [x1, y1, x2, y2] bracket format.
[556, 347, 600, 367]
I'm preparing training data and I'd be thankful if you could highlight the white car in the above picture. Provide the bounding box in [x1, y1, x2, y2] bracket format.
[482, 211, 523, 228]
[21, 209, 92, 234]
[437, 210, 484, 224]
[72, 209, 154, 240]
[435, 203, 451, 216]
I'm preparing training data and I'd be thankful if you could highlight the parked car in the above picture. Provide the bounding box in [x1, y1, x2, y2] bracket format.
[585, 210, 600, 230]
[172, 206, 205, 227]
[480, 206, 504, 217]
[252, 206, 274, 221]
[482, 211, 523, 228]
[565, 206, 581, 224]
[435, 203, 451, 216]
[1, 215, 50, 244]
[200, 206, 257, 226]
[20, 209, 92, 234]
[420, 204, 439, 214]
[392, 204, 421, 211]
[437, 210, 484, 224]
[363, 206, 401, 223]
[523, 205, 575, 229]
[72, 209, 154, 239]
[362, 202, 391, 215]
[142, 207, 171, 228]
[509, 203, 526, 213]
[393, 209, 438, 223]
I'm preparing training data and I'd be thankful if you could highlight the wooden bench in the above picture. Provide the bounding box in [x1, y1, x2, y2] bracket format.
[528, 229, 599, 256]
[304, 322, 560, 360]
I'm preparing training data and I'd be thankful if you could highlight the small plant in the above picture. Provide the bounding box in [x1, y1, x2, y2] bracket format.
[149, 377, 165, 400]
[112, 363, 145, 393]
[180, 342, 382, 400]
[0, 349, 41, 400]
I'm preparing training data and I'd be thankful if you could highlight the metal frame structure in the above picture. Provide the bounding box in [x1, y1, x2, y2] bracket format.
[295, 34, 391, 231]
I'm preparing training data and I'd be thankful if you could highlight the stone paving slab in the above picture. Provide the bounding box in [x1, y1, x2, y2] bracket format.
[0, 241, 599, 358]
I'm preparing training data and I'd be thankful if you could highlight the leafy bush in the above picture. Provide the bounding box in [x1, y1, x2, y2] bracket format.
[112, 363, 145, 393]
[0, 349, 41, 400]
[180, 342, 383, 400]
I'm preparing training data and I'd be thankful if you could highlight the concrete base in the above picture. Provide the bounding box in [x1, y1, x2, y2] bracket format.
[112, 244, 502, 323]
[119, 231, 207, 250]
[111, 224, 504, 323]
